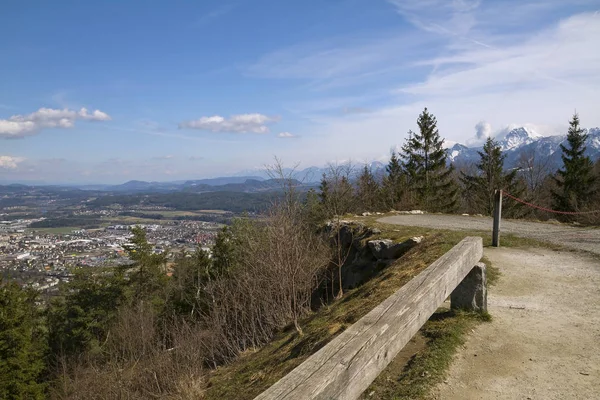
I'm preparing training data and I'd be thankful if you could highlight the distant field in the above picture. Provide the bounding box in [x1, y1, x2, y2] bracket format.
[26, 226, 80, 234]
[141, 210, 201, 217]
[143, 209, 231, 216]
[104, 216, 173, 225]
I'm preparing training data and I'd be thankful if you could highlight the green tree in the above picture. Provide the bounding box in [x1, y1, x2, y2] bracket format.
[318, 164, 356, 218]
[47, 269, 128, 359]
[0, 279, 47, 399]
[303, 188, 325, 228]
[382, 151, 406, 210]
[552, 113, 596, 212]
[318, 173, 329, 204]
[356, 165, 380, 211]
[401, 108, 458, 212]
[169, 247, 214, 318]
[460, 137, 525, 216]
[212, 226, 240, 277]
[126, 226, 168, 304]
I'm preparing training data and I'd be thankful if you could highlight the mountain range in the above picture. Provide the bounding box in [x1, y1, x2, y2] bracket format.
[5, 126, 598, 195]
[448, 126, 600, 170]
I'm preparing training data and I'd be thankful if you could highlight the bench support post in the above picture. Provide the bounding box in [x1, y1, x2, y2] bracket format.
[451, 262, 487, 313]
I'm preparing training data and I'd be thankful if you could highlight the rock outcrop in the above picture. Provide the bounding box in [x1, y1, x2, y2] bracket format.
[367, 236, 422, 260]
[322, 221, 424, 290]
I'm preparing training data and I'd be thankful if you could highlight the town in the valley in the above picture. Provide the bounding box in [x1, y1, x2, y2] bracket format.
[0, 205, 225, 295]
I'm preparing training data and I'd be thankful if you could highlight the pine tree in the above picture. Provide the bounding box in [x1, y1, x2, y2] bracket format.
[126, 226, 168, 304]
[0, 279, 47, 399]
[169, 247, 214, 318]
[303, 188, 325, 228]
[552, 113, 596, 212]
[356, 165, 380, 211]
[382, 152, 405, 209]
[460, 137, 524, 216]
[401, 108, 458, 212]
[47, 268, 128, 358]
[318, 166, 356, 218]
[318, 173, 329, 204]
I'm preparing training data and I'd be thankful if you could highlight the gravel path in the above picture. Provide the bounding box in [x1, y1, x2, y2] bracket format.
[378, 214, 600, 255]
[431, 247, 600, 400]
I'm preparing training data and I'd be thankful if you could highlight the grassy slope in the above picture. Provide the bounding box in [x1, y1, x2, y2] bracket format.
[205, 215, 547, 400]
[205, 224, 479, 399]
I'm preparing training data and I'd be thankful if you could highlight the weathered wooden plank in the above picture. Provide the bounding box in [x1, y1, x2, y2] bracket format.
[255, 237, 483, 400]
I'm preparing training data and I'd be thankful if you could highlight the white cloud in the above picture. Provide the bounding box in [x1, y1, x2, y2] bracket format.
[277, 132, 297, 138]
[283, 9, 600, 165]
[179, 114, 277, 134]
[0, 156, 25, 169]
[152, 155, 174, 160]
[0, 107, 111, 138]
[196, 4, 235, 26]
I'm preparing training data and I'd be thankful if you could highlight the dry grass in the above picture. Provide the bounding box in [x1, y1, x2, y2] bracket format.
[203, 226, 473, 399]
[361, 308, 491, 400]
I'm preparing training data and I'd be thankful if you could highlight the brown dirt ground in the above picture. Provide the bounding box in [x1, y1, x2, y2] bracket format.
[378, 214, 600, 255]
[431, 247, 600, 400]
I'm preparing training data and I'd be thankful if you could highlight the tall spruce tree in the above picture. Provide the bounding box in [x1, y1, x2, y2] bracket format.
[0, 279, 47, 399]
[552, 113, 596, 212]
[401, 108, 458, 212]
[382, 151, 405, 210]
[356, 165, 380, 211]
[460, 137, 524, 216]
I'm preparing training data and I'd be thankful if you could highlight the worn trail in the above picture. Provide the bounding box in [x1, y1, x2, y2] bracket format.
[431, 247, 600, 399]
[376, 215, 600, 399]
[378, 214, 600, 255]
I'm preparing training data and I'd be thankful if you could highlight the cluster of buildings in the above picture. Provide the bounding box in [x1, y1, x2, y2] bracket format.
[0, 220, 221, 295]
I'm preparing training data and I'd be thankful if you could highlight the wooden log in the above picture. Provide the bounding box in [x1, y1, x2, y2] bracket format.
[255, 237, 483, 400]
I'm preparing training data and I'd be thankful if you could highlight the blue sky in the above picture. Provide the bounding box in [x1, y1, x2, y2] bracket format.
[1, 0, 599, 184]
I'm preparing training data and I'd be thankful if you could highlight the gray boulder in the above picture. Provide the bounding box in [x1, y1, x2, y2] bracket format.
[368, 236, 423, 260]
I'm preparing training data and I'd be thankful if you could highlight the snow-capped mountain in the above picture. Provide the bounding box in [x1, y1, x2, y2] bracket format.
[449, 126, 600, 170]
[497, 126, 542, 151]
[234, 161, 387, 182]
[231, 127, 600, 183]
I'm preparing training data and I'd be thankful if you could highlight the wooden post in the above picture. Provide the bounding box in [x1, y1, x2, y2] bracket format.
[492, 189, 502, 247]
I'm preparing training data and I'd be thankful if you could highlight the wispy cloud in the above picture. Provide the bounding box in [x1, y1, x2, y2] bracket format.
[196, 4, 235, 26]
[342, 107, 372, 115]
[277, 132, 297, 139]
[0, 155, 25, 169]
[0, 107, 111, 138]
[152, 155, 175, 160]
[246, 33, 433, 90]
[179, 113, 278, 134]
[276, 5, 600, 163]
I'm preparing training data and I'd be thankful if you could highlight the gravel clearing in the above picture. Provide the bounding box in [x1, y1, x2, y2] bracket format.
[378, 214, 600, 255]
[431, 247, 600, 400]
[378, 215, 600, 399]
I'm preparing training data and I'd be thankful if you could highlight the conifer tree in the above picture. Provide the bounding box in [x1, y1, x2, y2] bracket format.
[356, 165, 380, 211]
[318, 173, 329, 204]
[126, 226, 168, 303]
[461, 137, 524, 216]
[552, 113, 596, 212]
[169, 247, 213, 318]
[0, 279, 47, 399]
[401, 108, 458, 212]
[382, 151, 405, 210]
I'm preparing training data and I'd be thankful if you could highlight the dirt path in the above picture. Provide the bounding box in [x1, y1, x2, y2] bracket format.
[431, 247, 600, 400]
[378, 214, 600, 255]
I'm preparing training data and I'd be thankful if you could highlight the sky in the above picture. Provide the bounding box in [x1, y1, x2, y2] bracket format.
[1, 0, 600, 184]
